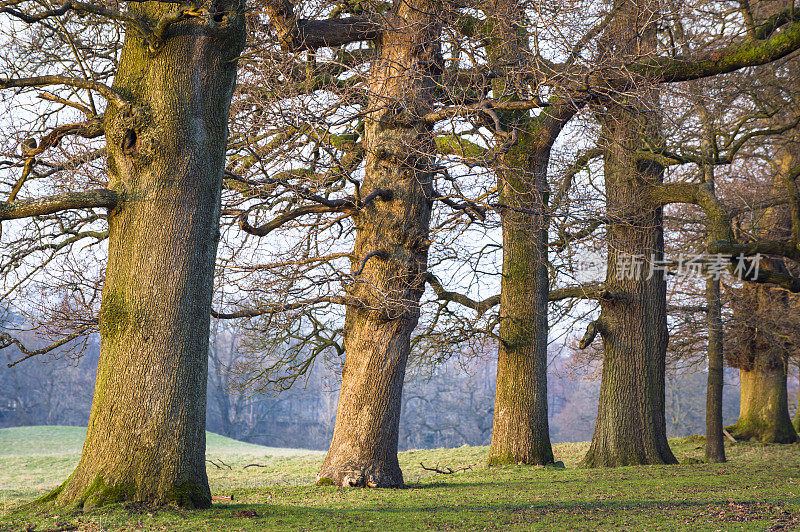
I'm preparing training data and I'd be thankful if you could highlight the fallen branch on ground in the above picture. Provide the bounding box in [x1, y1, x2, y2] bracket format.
[206, 458, 232, 470]
[420, 462, 473, 474]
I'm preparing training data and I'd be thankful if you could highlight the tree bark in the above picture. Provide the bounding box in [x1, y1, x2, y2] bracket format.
[488, 109, 582, 465]
[705, 274, 726, 461]
[484, 2, 556, 467]
[727, 286, 798, 443]
[317, 0, 441, 488]
[726, 127, 800, 444]
[489, 135, 553, 466]
[581, 0, 677, 467]
[698, 103, 726, 463]
[727, 357, 797, 443]
[50, 2, 245, 508]
[793, 367, 800, 433]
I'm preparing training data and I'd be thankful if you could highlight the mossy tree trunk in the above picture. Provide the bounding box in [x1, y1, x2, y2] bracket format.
[727, 285, 798, 443]
[54, 2, 245, 508]
[485, 3, 557, 467]
[699, 106, 726, 463]
[726, 134, 800, 444]
[705, 273, 727, 461]
[581, 0, 677, 467]
[487, 110, 580, 465]
[489, 131, 554, 466]
[317, 0, 441, 488]
[793, 370, 800, 433]
[728, 358, 797, 443]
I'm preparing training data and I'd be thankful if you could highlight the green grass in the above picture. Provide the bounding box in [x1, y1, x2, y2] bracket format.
[1, 427, 799, 531]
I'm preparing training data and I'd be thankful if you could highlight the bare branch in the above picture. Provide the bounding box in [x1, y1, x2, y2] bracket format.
[551, 218, 605, 252]
[578, 320, 599, 349]
[0, 0, 139, 25]
[3, 326, 93, 367]
[211, 295, 355, 319]
[237, 187, 392, 237]
[643, 10, 800, 82]
[426, 272, 500, 316]
[419, 462, 473, 474]
[0, 189, 119, 221]
[423, 99, 549, 125]
[0, 76, 126, 106]
[263, 0, 381, 51]
[353, 250, 389, 277]
[549, 283, 613, 301]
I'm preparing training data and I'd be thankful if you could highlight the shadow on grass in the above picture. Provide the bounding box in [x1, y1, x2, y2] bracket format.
[3, 496, 798, 532]
[100, 497, 800, 518]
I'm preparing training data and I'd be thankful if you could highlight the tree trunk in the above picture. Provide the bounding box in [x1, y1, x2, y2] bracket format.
[705, 274, 726, 461]
[793, 368, 800, 433]
[699, 105, 726, 463]
[51, 3, 245, 508]
[581, 0, 677, 467]
[727, 285, 798, 443]
[726, 134, 799, 444]
[485, 5, 556, 467]
[317, 1, 441, 488]
[727, 360, 797, 443]
[489, 137, 553, 466]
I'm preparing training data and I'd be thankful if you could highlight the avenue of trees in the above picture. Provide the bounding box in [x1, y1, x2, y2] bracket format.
[2, 0, 800, 509]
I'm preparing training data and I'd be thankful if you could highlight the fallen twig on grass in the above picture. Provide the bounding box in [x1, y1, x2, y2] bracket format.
[206, 458, 233, 470]
[420, 462, 473, 474]
[22, 525, 77, 532]
[243, 463, 269, 469]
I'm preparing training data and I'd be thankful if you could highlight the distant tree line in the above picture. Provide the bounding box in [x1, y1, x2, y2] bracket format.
[0, 311, 751, 450]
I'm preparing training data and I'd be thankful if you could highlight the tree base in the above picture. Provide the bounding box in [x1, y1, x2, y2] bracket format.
[704, 448, 727, 464]
[727, 364, 798, 444]
[487, 449, 554, 466]
[49, 473, 211, 509]
[725, 421, 797, 444]
[580, 443, 677, 468]
[316, 461, 404, 488]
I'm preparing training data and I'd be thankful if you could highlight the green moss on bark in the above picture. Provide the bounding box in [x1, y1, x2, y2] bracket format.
[488, 452, 554, 467]
[487, 452, 519, 466]
[725, 419, 797, 444]
[98, 286, 129, 339]
[163, 481, 211, 509]
[80, 475, 136, 508]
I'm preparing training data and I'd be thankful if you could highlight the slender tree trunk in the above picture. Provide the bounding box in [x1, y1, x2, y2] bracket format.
[705, 274, 726, 461]
[581, 0, 677, 467]
[793, 368, 800, 433]
[317, 0, 441, 488]
[51, 3, 245, 508]
[698, 105, 726, 463]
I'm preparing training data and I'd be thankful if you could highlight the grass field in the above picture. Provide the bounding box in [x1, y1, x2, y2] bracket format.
[1, 426, 799, 531]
